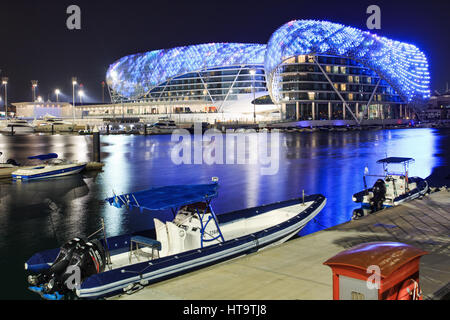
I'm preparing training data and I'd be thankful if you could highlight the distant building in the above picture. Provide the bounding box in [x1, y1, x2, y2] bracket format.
[423, 90, 450, 120]
[12, 101, 81, 119]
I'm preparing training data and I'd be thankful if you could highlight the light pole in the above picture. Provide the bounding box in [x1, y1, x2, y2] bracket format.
[249, 69, 256, 124]
[78, 90, 84, 105]
[2, 77, 8, 121]
[55, 89, 60, 103]
[72, 77, 77, 123]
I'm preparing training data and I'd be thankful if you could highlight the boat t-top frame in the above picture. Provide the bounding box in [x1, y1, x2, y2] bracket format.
[376, 157, 415, 177]
[105, 180, 225, 247]
[363, 157, 415, 193]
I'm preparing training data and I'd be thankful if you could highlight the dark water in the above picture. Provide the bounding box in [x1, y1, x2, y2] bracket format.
[0, 128, 448, 299]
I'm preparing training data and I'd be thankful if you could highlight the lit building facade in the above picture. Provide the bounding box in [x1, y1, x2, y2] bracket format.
[105, 20, 430, 122]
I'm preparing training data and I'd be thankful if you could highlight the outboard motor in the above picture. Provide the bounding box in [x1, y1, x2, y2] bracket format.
[43, 239, 106, 294]
[6, 159, 19, 166]
[28, 237, 85, 287]
[370, 179, 386, 212]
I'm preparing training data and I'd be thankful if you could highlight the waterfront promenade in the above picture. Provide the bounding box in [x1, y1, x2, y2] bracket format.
[113, 189, 450, 300]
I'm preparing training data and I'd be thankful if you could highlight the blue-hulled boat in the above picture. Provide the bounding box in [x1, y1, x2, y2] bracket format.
[352, 157, 428, 218]
[25, 180, 326, 299]
[12, 153, 86, 180]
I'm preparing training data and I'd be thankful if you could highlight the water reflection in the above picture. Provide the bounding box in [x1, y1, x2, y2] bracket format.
[0, 128, 446, 299]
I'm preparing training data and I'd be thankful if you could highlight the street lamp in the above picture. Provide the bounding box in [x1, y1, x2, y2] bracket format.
[2, 77, 8, 121]
[78, 90, 84, 105]
[249, 69, 256, 123]
[72, 77, 77, 123]
[55, 89, 60, 103]
[31, 80, 38, 102]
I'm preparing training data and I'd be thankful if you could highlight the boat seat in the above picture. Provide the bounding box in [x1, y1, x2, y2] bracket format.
[129, 236, 161, 263]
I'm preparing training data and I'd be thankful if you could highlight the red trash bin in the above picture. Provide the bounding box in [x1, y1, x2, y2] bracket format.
[323, 242, 428, 300]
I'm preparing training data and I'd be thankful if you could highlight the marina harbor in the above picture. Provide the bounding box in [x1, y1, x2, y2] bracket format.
[1, 0, 449, 306]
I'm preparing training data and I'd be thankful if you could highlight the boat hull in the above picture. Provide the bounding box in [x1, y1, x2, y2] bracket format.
[25, 194, 326, 299]
[0, 166, 18, 178]
[0, 127, 34, 135]
[12, 163, 87, 180]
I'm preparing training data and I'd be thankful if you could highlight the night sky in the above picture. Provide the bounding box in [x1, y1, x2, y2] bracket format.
[0, 0, 449, 104]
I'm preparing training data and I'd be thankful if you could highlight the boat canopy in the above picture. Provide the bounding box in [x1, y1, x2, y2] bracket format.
[28, 153, 58, 161]
[105, 183, 219, 211]
[376, 157, 414, 164]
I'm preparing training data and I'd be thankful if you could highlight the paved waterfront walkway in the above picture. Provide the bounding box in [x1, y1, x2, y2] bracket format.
[113, 189, 450, 300]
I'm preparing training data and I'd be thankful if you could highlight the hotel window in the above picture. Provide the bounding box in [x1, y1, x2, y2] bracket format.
[308, 92, 315, 100]
[326, 65, 331, 73]
[340, 67, 347, 74]
[355, 76, 360, 83]
[348, 76, 353, 83]
[297, 55, 306, 63]
[348, 93, 354, 100]
[285, 56, 296, 64]
[367, 77, 372, 84]
[333, 66, 339, 73]
[340, 84, 346, 91]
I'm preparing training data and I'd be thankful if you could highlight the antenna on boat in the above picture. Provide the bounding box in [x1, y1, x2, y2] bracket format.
[101, 218, 113, 270]
[363, 166, 369, 194]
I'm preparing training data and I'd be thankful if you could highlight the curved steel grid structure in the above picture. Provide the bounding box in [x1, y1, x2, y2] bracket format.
[106, 43, 266, 100]
[265, 20, 430, 103]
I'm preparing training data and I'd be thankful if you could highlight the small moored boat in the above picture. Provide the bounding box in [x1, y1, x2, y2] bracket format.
[0, 152, 21, 178]
[352, 157, 428, 218]
[12, 153, 86, 180]
[146, 118, 179, 134]
[24, 180, 326, 299]
[0, 120, 35, 135]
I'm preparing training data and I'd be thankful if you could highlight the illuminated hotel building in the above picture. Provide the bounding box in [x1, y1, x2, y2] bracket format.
[105, 20, 430, 122]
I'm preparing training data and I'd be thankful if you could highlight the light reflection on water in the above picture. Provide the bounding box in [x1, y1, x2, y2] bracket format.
[0, 128, 447, 299]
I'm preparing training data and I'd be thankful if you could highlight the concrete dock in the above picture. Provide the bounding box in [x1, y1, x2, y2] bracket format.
[113, 189, 450, 300]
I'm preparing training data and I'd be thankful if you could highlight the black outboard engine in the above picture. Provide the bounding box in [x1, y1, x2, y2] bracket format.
[43, 239, 107, 294]
[28, 237, 85, 287]
[6, 159, 19, 166]
[370, 179, 386, 212]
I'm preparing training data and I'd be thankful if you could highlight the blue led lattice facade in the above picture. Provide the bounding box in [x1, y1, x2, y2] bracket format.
[106, 43, 266, 100]
[265, 20, 430, 103]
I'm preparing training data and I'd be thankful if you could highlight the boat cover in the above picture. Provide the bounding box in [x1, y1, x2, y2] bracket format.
[376, 157, 414, 164]
[105, 183, 219, 211]
[28, 153, 58, 161]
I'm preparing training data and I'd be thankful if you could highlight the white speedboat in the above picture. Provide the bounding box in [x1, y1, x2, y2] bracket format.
[0, 120, 35, 135]
[0, 152, 21, 178]
[12, 153, 86, 180]
[25, 180, 326, 300]
[352, 157, 428, 218]
[146, 118, 179, 134]
[34, 115, 74, 132]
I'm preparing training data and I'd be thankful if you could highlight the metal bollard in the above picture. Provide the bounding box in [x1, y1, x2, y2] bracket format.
[93, 126, 100, 162]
